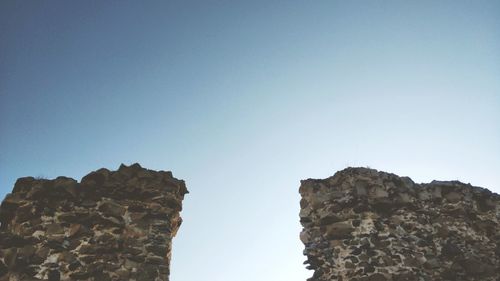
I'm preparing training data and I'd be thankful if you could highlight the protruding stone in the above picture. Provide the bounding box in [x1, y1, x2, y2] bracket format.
[98, 199, 126, 218]
[325, 222, 354, 239]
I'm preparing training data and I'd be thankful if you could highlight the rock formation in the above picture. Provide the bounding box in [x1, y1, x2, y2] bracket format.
[299, 167, 500, 281]
[0, 163, 188, 281]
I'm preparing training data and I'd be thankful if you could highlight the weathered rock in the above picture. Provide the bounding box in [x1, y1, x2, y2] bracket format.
[0, 163, 187, 281]
[98, 199, 126, 218]
[325, 222, 354, 239]
[300, 167, 500, 281]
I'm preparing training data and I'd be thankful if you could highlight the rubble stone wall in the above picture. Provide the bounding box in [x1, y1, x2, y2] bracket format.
[0, 163, 188, 281]
[299, 168, 500, 281]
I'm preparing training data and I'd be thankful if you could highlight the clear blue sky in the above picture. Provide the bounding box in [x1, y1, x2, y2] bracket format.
[1, 1, 499, 280]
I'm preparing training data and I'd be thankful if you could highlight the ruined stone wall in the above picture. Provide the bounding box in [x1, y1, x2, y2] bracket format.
[299, 168, 500, 281]
[0, 163, 188, 281]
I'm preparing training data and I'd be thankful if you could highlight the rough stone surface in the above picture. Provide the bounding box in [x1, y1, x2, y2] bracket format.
[0, 163, 188, 281]
[299, 167, 500, 281]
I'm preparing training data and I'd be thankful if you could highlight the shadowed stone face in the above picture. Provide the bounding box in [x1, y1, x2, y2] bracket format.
[299, 167, 500, 281]
[0, 163, 188, 281]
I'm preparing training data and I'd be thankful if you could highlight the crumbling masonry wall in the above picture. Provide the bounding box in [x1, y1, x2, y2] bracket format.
[0, 163, 187, 281]
[299, 168, 500, 281]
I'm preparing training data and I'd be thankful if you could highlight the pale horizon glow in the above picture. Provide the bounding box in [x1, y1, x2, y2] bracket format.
[1, 1, 499, 281]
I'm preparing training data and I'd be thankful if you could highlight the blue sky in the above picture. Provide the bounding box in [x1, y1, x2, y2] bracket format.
[1, 1, 499, 280]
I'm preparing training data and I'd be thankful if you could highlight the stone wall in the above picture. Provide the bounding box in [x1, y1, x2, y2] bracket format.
[0, 163, 188, 281]
[299, 168, 500, 281]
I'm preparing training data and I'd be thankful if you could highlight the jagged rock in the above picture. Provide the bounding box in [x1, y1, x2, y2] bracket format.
[98, 199, 126, 218]
[0, 163, 187, 281]
[300, 167, 500, 281]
